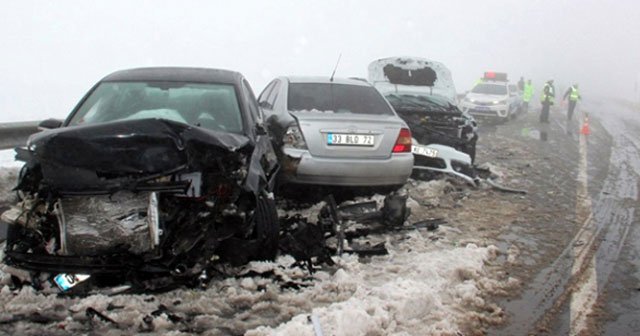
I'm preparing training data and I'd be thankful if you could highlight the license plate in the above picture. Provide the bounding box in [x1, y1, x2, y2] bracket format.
[412, 145, 438, 157]
[54, 273, 90, 291]
[327, 133, 374, 146]
[475, 106, 490, 111]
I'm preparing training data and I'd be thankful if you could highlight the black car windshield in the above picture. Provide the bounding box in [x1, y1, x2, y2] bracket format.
[471, 83, 507, 95]
[68, 81, 244, 133]
[288, 83, 394, 115]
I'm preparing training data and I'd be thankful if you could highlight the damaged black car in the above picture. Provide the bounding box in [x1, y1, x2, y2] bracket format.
[368, 57, 478, 163]
[1, 67, 280, 292]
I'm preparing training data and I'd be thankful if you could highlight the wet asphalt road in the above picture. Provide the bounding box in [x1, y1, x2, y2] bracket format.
[489, 100, 640, 336]
[589, 101, 640, 335]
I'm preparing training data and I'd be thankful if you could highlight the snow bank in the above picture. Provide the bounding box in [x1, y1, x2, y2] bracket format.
[0, 149, 22, 169]
[0, 168, 18, 206]
[248, 239, 499, 336]
[0, 150, 21, 206]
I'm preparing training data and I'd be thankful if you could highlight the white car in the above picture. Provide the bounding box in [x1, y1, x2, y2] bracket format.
[460, 76, 522, 121]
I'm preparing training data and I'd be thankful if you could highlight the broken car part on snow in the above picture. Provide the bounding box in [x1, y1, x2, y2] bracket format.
[279, 194, 411, 273]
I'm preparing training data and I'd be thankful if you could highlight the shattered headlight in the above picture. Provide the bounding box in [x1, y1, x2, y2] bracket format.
[283, 124, 307, 150]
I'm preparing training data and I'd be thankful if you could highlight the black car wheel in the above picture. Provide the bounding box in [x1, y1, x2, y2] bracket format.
[467, 144, 477, 164]
[254, 193, 280, 260]
[462, 137, 478, 164]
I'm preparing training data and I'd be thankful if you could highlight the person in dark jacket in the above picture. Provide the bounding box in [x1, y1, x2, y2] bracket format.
[517, 77, 525, 91]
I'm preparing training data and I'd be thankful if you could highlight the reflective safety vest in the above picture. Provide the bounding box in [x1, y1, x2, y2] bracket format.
[569, 86, 580, 101]
[523, 83, 534, 102]
[540, 83, 555, 104]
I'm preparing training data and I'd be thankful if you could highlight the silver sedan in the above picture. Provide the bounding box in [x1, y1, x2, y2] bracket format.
[258, 76, 413, 187]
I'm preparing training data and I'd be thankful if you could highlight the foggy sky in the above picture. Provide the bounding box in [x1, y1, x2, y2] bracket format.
[2, 0, 639, 122]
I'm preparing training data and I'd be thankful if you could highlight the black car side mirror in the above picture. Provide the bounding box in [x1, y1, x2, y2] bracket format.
[38, 118, 63, 130]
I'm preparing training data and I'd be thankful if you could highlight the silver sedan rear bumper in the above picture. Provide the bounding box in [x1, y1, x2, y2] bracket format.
[281, 148, 413, 186]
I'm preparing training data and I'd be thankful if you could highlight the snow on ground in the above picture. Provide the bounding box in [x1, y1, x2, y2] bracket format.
[248, 242, 500, 336]
[0, 233, 502, 335]
[0, 149, 21, 206]
[0, 149, 22, 169]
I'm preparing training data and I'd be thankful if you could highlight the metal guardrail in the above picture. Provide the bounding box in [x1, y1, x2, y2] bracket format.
[0, 121, 41, 150]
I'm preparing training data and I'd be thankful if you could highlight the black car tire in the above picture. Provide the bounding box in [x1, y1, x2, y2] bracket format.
[462, 137, 477, 164]
[254, 194, 280, 260]
[467, 144, 477, 164]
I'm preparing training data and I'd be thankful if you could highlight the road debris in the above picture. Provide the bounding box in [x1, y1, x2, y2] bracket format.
[485, 178, 528, 194]
[86, 307, 118, 326]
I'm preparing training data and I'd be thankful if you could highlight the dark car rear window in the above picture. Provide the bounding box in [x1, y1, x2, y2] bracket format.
[288, 83, 394, 115]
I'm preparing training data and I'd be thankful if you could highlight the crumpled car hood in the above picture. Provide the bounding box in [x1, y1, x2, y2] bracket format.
[25, 118, 251, 193]
[368, 57, 457, 102]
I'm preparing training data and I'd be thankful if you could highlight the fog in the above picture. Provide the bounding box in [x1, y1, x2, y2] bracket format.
[1, 0, 639, 122]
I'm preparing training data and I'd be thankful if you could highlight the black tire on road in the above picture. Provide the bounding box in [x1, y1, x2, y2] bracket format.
[466, 144, 477, 164]
[254, 194, 280, 261]
[462, 136, 478, 164]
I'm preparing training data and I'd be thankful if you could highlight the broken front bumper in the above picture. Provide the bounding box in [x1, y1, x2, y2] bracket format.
[5, 251, 144, 274]
[411, 144, 477, 185]
[3, 192, 165, 274]
[460, 102, 509, 119]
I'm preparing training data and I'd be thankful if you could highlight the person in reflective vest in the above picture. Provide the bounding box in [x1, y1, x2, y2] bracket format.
[563, 84, 581, 121]
[522, 79, 534, 111]
[539, 79, 555, 123]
